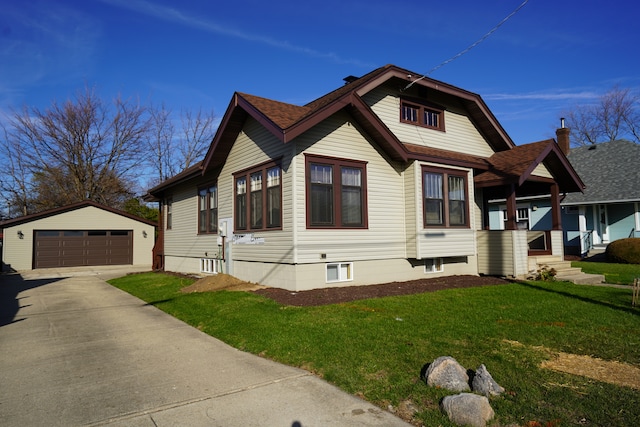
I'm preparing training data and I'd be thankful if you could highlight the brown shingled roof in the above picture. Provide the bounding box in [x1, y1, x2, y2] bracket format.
[404, 143, 490, 169]
[475, 139, 584, 193]
[238, 93, 311, 129]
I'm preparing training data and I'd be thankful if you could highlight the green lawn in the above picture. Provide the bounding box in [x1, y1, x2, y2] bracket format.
[571, 261, 640, 285]
[109, 272, 640, 427]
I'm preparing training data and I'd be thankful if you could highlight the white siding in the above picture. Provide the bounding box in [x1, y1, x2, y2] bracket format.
[413, 162, 477, 258]
[532, 163, 553, 179]
[2, 206, 155, 271]
[292, 111, 407, 264]
[217, 118, 294, 264]
[163, 117, 295, 269]
[362, 86, 496, 157]
[404, 162, 418, 258]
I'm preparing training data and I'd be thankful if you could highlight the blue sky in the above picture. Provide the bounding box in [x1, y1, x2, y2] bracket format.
[1, 0, 639, 146]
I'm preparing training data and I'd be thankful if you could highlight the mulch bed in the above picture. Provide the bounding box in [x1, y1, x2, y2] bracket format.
[253, 275, 512, 306]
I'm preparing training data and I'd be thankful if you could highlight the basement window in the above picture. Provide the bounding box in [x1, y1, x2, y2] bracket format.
[200, 258, 219, 274]
[425, 258, 443, 274]
[326, 262, 353, 283]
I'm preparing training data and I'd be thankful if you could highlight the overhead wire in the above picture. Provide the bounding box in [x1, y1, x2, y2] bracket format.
[404, 0, 530, 91]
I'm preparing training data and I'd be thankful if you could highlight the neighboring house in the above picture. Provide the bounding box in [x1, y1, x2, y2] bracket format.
[560, 139, 640, 256]
[146, 64, 584, 291]
[0, 201, 156, 272]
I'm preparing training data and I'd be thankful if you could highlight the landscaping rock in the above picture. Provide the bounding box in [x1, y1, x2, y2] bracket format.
[472, 364, 505, 397]
[441, 393, 494, 427]
[424, 356, 470, 392]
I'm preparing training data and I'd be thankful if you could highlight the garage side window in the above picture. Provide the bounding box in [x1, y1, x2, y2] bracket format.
[198, 185, 218, 234]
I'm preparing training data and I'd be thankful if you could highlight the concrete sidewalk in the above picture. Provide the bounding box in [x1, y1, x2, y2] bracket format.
[0, 268, 410, 426]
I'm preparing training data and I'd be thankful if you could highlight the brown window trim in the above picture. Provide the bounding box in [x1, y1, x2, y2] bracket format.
[165, 198, 173, 230]
[305, 153, 368, 229]
[233, 159, 282, 233]
[421, 165, 469, 229]
[400, 97, 445, 132]
[197, 184, 218, 234]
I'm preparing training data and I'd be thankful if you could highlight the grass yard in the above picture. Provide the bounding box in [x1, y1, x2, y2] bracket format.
[571, 261, 640, 285]
[109, 272, 640, 426]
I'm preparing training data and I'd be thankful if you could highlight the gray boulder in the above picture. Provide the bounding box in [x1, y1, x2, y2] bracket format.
[441, 393, 494, 427]
[424, 356, 470, 392]
[472, 364, 505, 397]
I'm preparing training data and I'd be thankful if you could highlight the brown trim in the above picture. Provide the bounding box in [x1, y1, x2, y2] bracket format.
[505, 184, 517, 230]
[550, 183, 561, 230]
[165, 198, 172, 230]
[199, 64, 517, 178]
[421, 165, 470, 229]
[305, 154, 368, 229]
[233, 160, 282, 233]
[0, 200, 157, 228]
[197, 183, 218, 235]
[400, 97, 445, 132]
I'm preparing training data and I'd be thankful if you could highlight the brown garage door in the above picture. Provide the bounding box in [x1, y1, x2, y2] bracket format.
[34, 230, 133, 269]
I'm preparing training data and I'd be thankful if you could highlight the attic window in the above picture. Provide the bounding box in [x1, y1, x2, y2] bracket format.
[400, 99, 444, 131]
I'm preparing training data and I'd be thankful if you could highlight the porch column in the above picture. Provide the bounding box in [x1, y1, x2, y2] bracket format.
[550, 183, 562, 230]
[505, 183, 517, 230]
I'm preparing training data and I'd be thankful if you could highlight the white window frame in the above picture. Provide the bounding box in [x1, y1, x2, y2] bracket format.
[326, 262, 353, 283]
[200, 258, 218, 274]
[425, 258, 444, 274]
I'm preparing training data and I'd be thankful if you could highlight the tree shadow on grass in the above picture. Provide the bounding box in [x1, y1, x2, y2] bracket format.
[515, 281, 638, 316]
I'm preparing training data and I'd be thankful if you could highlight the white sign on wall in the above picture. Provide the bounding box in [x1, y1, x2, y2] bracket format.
[232, 234, 265, 245]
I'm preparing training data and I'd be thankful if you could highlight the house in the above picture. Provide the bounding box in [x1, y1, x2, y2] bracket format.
[560, 139, 640, 257]
[0, 201, 156, 272]
[146, 64, 584, 291]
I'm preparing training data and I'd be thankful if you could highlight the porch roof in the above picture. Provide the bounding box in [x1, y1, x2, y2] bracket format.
[475, 139, 584, 194]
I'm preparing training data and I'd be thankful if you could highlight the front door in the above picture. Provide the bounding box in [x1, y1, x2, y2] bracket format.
[598, 205, 609, 243]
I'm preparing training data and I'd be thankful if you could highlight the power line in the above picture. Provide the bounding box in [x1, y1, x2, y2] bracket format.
[404, 0, 530, 91]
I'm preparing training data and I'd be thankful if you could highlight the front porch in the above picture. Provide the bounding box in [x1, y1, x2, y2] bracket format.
[476, 230, 605, 284]
[477, 229, 564, 278]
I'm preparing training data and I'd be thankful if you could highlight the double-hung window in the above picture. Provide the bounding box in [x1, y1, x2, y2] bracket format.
[306, 154, 367, 228]
[400, 98, 444, 131]
[234, 161, 282, 232]
[198, 185, 218, 234]
[422, 166, 468, 228]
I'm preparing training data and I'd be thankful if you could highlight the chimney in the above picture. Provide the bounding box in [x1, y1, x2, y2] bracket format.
[556, 117, 570, 155]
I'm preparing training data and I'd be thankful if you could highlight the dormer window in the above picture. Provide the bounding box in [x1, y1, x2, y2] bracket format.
[400, 99, 444, 131]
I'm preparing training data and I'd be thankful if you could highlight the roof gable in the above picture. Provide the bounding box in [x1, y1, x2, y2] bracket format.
[475, 139, 585, 193]
[0, 201, 157, 228]
[200, 64, 516, 175]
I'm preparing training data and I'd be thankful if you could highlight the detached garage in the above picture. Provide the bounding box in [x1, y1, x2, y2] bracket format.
[1, 201, 156, 272]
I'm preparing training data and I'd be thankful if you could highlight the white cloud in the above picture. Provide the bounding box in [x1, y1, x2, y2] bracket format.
[98, 0, 373, 67]
[484, 90, 600, 102]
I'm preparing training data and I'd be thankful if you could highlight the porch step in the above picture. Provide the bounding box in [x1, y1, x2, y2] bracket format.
[554, 272, 606, 285]
[532, 257, 605, 285]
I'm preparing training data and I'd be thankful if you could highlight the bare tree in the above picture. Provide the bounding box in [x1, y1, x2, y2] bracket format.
[0, 87, 150, 216]
[146, 105, 216, 185]
[180, 108, 216, 169]
[148, 103, 175, 183]
[563, 86, 640, 146]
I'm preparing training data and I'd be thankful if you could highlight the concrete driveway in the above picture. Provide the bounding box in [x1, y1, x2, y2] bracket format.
[0, 267, 410, 426]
